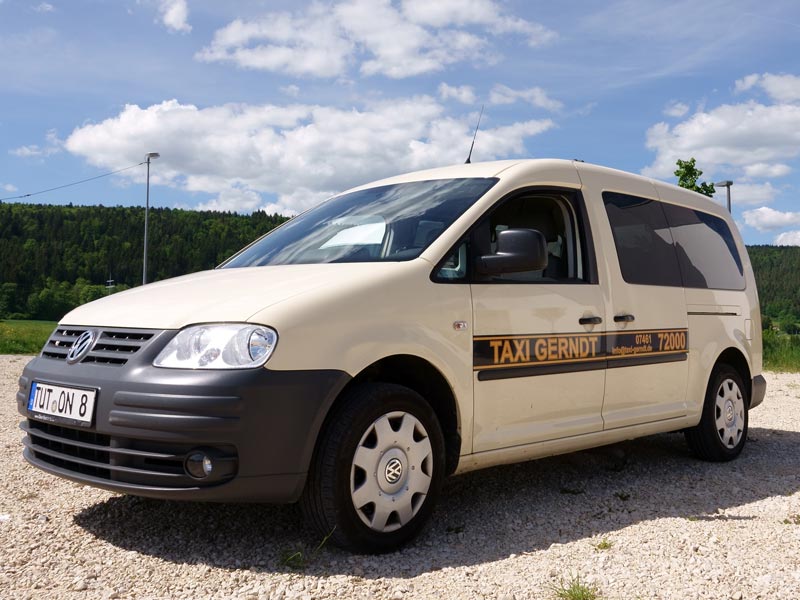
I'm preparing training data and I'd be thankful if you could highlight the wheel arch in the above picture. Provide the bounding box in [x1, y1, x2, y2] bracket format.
[714, 347, 752, 405]
[317, 354, 462, 476]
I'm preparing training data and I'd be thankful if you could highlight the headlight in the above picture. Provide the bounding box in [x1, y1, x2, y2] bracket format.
[154, 324, 278, 369]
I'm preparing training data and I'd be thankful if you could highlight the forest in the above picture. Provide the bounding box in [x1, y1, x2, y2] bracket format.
[1, 201, 800, 330]
[748, 245, 800, 333]
[0, 202, 287, 320]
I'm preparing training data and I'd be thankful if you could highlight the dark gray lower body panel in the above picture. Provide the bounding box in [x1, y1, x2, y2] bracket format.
[750, 374, 767, 409]
[21, 449, 306, 502]
[17, 346, 351, 503]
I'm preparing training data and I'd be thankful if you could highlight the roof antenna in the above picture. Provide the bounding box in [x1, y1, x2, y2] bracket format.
[465, 104, 484, 164]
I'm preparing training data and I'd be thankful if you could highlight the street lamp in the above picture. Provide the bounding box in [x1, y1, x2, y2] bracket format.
[715, 180, 733, 212]
[143, 152, 160, 285]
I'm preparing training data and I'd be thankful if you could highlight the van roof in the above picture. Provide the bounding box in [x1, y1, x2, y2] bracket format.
[343, 158, 726, 216]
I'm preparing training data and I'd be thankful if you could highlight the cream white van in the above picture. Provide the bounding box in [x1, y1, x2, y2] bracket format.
[18, 159, 765, 553]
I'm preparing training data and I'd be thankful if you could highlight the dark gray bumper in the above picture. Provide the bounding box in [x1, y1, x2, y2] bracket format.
[750, 374, 767, 409]
[17, 330, 350, 503]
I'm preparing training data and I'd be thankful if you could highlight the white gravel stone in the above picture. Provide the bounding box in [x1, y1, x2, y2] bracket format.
[3, 355, 800, 599]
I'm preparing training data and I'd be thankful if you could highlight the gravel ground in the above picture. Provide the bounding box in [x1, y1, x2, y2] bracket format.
[1, 355, 799, 600]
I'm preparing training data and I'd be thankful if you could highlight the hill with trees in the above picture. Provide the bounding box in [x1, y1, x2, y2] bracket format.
[0, 202, 286, 320]
[748, 245, 800, 333]
[2, 201, 800, 331]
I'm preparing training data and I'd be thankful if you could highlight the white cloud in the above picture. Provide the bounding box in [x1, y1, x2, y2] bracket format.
[489, 84, 562, 111]
[742, 207, 800, 232]
[760, 74, 800, 104]
[735, 73, 800, 104]
[10, 129, 63, 157]
[743, 162, 791, 178]
[197, 0, 553, 79]
[33, 2, 54, 13]
[775, 231, 800, 246]
[64, 98, 554, 213]
[438, 83, 476, 105]
[158, 0, 191, 33]
[642, 101, 800, 179]
[280, 85, 300, 98]
[2, 183, 17, 193]
[663, 101, 689, 118]
[723, 182, 779, 206]
[196, 187, 262, 213]
[196, 8, 352, 78]
[406, 116, 553, 168]
[400, 0, 557, 46]
[734, 73, 760, 94]
[259, 188, 332, 216]
[10, 145, 43, 158]
[336, 0, 484, 79]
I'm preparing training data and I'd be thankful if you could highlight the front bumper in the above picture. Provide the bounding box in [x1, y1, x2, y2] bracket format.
[17, 328, 350, 503]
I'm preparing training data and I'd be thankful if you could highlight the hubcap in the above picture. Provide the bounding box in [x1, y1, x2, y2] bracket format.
[350, 411, 433, 533]
[714, 378, 745, 449]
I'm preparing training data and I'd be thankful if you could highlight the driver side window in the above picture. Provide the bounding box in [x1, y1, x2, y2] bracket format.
[475, 192, 585, 283]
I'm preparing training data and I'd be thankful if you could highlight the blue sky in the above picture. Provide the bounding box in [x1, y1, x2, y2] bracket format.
[2, 0, 800, 245]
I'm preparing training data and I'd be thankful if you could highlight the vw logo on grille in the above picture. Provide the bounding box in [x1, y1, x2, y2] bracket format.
[66, 330, 96, 364]
[384, 458, 403, 484]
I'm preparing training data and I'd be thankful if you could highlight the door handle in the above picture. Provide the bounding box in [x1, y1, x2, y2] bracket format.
[579, 316, 602, 325]
[614, 314, 635, 323]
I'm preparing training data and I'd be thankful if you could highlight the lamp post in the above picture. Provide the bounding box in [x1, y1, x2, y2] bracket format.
[143, 152, 160, 285]
[715, 180, 733, 212]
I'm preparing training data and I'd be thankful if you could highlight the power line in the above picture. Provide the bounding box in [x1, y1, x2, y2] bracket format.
[0, 161, 146, 202]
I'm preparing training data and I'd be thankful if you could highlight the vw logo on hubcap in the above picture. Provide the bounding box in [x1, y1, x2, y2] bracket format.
[384, 457, 403, 484]
[66, 330, 96, 364]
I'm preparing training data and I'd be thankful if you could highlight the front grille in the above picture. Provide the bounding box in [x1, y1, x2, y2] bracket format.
[22, 420, 237, 488]
[26, 420, 112, 479]
[41, 327, 158, 366]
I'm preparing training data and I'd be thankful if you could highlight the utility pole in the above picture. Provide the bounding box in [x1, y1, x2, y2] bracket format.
[142, 152, 160, 285]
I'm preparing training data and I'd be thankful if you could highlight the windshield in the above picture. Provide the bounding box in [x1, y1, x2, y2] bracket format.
[221, 178, 497, 267]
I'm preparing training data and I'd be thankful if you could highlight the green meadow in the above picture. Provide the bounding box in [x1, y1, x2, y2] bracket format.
[0, 320, 56, 355]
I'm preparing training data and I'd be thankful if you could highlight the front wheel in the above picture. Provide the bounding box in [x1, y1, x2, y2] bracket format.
[300, 383, 445, 553]
[685, 364, 749, 461]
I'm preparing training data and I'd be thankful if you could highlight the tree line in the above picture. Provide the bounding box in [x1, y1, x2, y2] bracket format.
[0, 202, 287, 320]
[1, 201, 800, 329]
[748, 245, 800, 333]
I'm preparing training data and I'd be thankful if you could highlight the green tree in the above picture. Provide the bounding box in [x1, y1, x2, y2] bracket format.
[674, 158, 716, 197]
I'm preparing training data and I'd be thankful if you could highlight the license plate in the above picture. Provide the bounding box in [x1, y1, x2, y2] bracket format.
[28, 381, 97, 426]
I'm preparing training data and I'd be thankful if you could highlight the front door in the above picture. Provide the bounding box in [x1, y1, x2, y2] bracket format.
[469, 188, 607, 452]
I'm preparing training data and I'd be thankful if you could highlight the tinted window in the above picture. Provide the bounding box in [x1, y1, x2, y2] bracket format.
[222, 178, 497, 267]
[663, 204, 745, 290]
[603, 192, 682, 287]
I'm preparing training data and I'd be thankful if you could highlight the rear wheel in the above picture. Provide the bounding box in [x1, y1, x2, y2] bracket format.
[301, 383, 445, 553]
[685, 363, 748, 461]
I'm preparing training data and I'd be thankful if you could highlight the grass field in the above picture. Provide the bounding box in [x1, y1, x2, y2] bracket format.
[0, 320, 56, 354]
[762, 330, 800, 372]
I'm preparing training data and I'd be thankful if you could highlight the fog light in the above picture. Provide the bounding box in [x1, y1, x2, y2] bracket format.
[186, 451, 214, 479]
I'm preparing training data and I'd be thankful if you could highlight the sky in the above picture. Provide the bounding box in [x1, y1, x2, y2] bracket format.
[2, 0, 800, 245]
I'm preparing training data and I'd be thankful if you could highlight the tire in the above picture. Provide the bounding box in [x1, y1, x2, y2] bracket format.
[300, 383, 446, 553]
[685, 363, 749, 461]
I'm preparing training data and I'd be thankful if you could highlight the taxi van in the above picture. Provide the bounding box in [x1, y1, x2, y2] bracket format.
[17, 159, 766, 553]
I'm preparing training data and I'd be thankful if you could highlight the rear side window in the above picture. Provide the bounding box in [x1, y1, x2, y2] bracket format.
[662, 204, 745, 290]
[602, 192, 682, 286]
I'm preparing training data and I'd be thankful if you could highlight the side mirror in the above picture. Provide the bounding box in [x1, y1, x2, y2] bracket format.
[476, 228, 548, 275]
